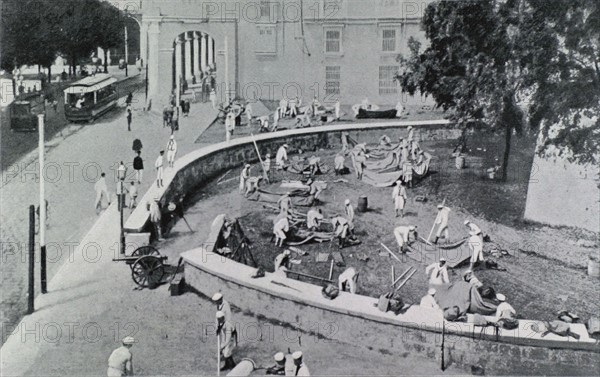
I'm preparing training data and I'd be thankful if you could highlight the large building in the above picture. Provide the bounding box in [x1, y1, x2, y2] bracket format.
[139, 0, 433, 107]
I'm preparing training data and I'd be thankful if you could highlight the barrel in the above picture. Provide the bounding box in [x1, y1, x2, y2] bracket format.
[358, 196, 368, 212]
[226, 358, 256, 376]
[588, 255, 600, 278]
[455, 155, 465, 169]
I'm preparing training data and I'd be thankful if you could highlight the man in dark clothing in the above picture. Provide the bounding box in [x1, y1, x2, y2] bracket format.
[133, 151, 144, 184]
[127, 109, 132, 131]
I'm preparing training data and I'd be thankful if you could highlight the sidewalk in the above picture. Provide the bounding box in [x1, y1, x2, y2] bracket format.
[0, 93, 217, 341]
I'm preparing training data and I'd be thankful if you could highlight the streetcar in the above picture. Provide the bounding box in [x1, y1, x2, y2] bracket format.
[63, 73, 118, 122]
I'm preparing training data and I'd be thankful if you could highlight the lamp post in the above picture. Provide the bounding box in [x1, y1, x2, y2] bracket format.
[38, 114, 47, 293]
[117, 177, 126, 254]
[124, 25, 129, 77]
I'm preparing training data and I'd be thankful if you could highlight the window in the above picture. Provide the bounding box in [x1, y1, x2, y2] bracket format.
[325, 28, 342, 54]
[256, 25, 277, 55]
[382, 29, 396, 52]
[260, 1, 271, 18]
[379, 66, 399, 95]
[325, 66, 341, 96]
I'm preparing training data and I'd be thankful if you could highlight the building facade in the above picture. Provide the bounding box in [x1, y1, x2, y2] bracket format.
[140, 0, 433, 107]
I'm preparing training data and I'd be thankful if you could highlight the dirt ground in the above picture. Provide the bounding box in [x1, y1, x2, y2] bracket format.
[167, 131, 599, 323]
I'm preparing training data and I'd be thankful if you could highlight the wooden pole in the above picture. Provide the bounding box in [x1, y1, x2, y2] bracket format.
[28, 205, 35, 314]
[394, 268, 417, 291]
[285, 269, 333, 284]
[217, 325, 221, 376]
[391, 265, 395, 285]
[441, 319, 446, 370]
[427, 197, 446, 242]
[390, 267, 413, 287]
[380, 242, 403, 264]
[328, 259, 334, 281]
[250, 134, 269, 182]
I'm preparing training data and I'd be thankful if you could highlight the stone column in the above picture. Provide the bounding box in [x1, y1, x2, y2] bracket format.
[147, 22, 160, 107]
[193, 32, 202, 81]
[207, 36, 214, 70]
[140, 22, 148, 67]
[184, 32, 193, 84]
[200, 33, 208, 73]
[175, 36, 183, 103]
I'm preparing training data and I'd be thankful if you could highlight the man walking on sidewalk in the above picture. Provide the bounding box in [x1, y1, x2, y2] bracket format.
[166, 135, 177, 168]
[155, 151, 164, 188]
[94, 172, 111, 214]
[126, 107, 132, 131]
[133, 151, 144, 183]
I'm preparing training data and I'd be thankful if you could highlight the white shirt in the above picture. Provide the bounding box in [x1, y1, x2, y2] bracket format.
[94, 177, 107, 193]
[274, 252, 289, 271]
[394, 226, 412, 242]
[435, 207, 451, 226]
[425, 263, 449, 284]
[276, 146, 288, 165]
[167, 139, 177, 152]
[345, 204, 354, 223]
[107, 346, 132, 376]
[273, 217, 289, 234]
[129, 185, 137, 197]
[467, 222, 482, 235]
[306, 209, 324, 228]
[495, 302, 516, 320]
[217, 300, 232, 324]
[338, 267, 357, 293]
[392, 185, 407, 200]
[155, 155, 163, 169]
[419, 294, 440, 310]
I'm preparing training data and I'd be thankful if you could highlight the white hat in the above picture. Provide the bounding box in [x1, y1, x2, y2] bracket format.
[408, 225, 416, 231]
[292, 351, 303, 360]
[245, 164, 251, 168]
[274, 352, 285, 362]
[216, 311, 225, 319]
[407, 126, 413, 130]
[168, 202, 176, 211]
[396, 180, 402, 185]
[283, 144, 288, 148]
[439, 257, 446, 262]
[122, 336, 136, 345]
[464, 220, 470, 225]
[212, 292, 223, 301]
[428, 288, 436, 295]
[170, 135, 174, 139]
[266, 153, 271, 158]
[496, 293, 506, 302]
[344, 199, 350, 205]
[463, 270, 473, 277]
[283, 249, 291, 256]
[437, 205, 443, 209]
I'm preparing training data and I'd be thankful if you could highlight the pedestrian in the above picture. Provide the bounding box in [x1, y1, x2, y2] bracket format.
[126, 92, 133, 106]
[425, 258, 449, 285]
[225, 112, 235, 141]
[277, 192, 292, 213]
[239, 164, 251, 194]
[149, 197, 163, 240]
[217, 311, 237, 371]
[334, 153, 345, 175]
[466, 220, 484, 270]
[335, 99, 341, 121]
[433, 205, 451, 244]
[331, 216, 349, 249]
[402, 161, 413, 188]
[94, 172, 111, 214]
[354, 150, 367, 180]
[211, 293, 232, 323]
[133, 151, 144, 183]
[116, 178, 128, 211]
[166, 135, 177, 168]
[292, 351, 310, 376]
[171, 107, 179, 133]
[306, 208, 324, 231]
[155, 151, 164, 188]
[273, 107, 280, 130]
[117, 161, 127, 181]
[392, 180, 408, 218]
[338, 267, 359, 294]
[210, 88, 217, 109]
[245, 103, 253, 125]
[393, 225, 417, 253]
[126, 108, 132, 131]
[128, 182, 138, 209]
[107, 336, 136, 377]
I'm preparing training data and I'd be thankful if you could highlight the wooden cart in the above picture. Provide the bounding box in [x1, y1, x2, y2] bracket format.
[113, 246, 168, 288]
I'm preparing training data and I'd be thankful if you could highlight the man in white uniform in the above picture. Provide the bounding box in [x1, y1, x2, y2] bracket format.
[217, 311, 237, 371]
[344, 199, 355, 234]
[306, 208, 324, 231]
[393, 225, 417, 253]
[495, 293, 517, 320]
[239, 164, 251, 194]
[392, 180, 408, 218]
[425, 258, 450, 285]
[274, 249, 291, 276]
[419, 288, 440, 310]
[278, 192, 293, 213]
[273, 216, 290, 247]
[292, 351, 310, 376]
[166, 135, 177, 168]
[107, 337, 135, 376]
[262, 153, 272, 183]
[332, 216, 349, 249]
[276, 144, 288, 170]
[212, 292, 232, 324]
[433, 205, 451, 244]
[338, 267, 359, 294]
[155, 151, 164, 188]
[94, 172, 111, 213]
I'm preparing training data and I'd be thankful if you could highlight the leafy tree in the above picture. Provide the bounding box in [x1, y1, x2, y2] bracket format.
[397, 0, 599, 181]
[95, 1, 125, 73]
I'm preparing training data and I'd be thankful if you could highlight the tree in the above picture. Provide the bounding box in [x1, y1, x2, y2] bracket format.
[94, 1, 125, 73]
[397, 0, 599, 181]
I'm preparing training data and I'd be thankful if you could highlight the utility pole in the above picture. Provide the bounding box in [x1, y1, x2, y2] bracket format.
[224, 36, 230, 104]
[124, 25, 129, 77]
[38, 114, 47, 294]
[28, 205, 35, 314]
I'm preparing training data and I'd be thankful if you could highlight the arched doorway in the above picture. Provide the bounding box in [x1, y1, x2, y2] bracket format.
[172, 31, 216, 102]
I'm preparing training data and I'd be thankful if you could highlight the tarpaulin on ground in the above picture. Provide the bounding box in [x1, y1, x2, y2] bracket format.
[246, 190, 315, 207]
[364, 149, 401, 170]
[361, 169, 403, 187]
[368, 143, 401, 160]
[288, 160, 331, 175]
[434, 281, 497, 316]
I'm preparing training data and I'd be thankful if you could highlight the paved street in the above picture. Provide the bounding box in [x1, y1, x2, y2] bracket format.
[0, 90, 217, 338]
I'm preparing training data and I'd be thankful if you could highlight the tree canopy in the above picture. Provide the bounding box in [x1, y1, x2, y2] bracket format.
[398, 0, 599, 177]
[1, 0, 126, 74]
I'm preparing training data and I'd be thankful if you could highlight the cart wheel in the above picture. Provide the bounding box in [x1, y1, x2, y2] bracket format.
[131, 256, 165, 288]
[131, 246, 160, 257]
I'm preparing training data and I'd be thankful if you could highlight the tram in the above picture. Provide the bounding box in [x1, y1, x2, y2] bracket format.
[63, 73, 118, 122]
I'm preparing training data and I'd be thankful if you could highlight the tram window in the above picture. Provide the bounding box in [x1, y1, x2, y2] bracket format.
[13, 103, 31, 116]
